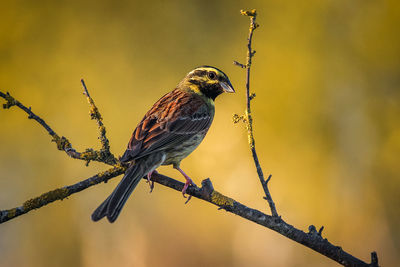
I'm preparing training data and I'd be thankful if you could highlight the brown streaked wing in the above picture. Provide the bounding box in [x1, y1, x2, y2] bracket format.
[120, 89, 212, 162]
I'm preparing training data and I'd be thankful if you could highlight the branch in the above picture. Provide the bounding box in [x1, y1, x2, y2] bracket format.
[0, 168, 376, 267]
[233, 9, 379, 267]
[234, 9, 278, 217]
[0, 82, 117, 166]
[0, 165, 125, 223]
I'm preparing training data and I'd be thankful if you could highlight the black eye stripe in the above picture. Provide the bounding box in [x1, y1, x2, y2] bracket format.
[188, 68, 226, 81]
[192, 70, 207, 77]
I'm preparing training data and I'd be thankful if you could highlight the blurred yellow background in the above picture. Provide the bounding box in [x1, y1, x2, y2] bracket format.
[1, 0, 399, 266]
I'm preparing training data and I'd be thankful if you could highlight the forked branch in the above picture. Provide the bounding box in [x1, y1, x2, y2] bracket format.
[0, 81, 117, 166]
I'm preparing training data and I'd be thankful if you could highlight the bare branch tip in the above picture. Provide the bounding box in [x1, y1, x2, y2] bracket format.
[370, 252, 379, 266]
[318, 226, 324, 236]
[240, 9, 257, 17]
[1, 91, 17, 109]
[80, 78, 90, 97]
[308, 225, 317, 234]
[266, 174, 272, 183]
[201, 178, 214, 190]
[233, 61, 246, 69]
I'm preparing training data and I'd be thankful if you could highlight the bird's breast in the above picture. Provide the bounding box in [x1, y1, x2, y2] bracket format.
[162, 132, 206, 166]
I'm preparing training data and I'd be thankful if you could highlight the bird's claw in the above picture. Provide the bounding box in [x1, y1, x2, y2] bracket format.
[148, 181, 154, 193]
[182, 179, 196, 202]
[184, 195, 192, 204]
[147, 170, 158, 193]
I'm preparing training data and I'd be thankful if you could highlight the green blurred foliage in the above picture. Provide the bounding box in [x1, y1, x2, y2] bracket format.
[1, 0, 399, 266]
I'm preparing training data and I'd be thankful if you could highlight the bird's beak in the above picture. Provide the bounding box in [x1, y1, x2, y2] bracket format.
[220, 81, 235, 93]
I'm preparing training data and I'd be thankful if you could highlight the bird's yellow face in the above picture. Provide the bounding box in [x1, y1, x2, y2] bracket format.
[181, 66, 235, 100]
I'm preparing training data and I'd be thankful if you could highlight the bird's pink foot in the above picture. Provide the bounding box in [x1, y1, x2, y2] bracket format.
[182, 177, 195, 197]
[175, 167, 197, 199]
[147, 170, 158, 193]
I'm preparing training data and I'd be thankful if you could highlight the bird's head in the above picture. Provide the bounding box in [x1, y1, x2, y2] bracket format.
[181, 66, 235, 100]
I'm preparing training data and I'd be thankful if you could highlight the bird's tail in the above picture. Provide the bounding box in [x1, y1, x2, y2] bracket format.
[91, 154, 164, 223]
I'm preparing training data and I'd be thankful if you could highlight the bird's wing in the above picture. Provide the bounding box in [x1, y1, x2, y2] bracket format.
[120, 89, 213, 162]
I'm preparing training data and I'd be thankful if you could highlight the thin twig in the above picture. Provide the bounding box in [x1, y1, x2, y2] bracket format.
[81, 78, 91, 97]
[0, 90, 117, 166]
[1, 91, 57, 139]
[80, 79, 117, 165]
[234, 9, 278, 217]
[233, 61, 246, 68]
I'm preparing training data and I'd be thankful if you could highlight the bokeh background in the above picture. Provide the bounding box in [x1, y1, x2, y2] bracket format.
[1, 0, 399, 266]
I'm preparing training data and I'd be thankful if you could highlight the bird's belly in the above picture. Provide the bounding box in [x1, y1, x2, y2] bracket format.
[162, 133, 205, 166]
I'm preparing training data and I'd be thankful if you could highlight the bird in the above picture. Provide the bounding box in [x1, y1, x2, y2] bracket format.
[91, 66, 235, 223]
